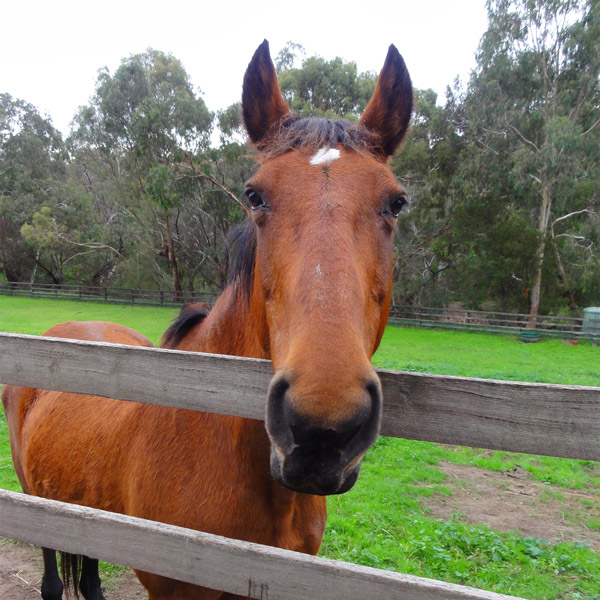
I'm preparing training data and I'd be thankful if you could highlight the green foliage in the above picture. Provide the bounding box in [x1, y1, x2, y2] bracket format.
[389, 0, 600, 312]
[146, 164, 178, 210]
[0, 94, 67, 282]
[278, 53, 376, 118]
[3, 18, 600, 309]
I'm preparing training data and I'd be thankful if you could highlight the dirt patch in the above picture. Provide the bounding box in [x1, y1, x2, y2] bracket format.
[0, 540, 42, 599]
[421, 462, 600, 550]
[0, 539, 145, 599]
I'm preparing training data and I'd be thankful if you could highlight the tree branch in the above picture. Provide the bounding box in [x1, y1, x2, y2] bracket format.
[552, 208, 591, 227]
[506, 122, 540, 152]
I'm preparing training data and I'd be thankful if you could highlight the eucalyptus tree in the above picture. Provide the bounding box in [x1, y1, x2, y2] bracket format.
[389, 88, 465, 305]
[277, 52, 377, 118]
[0, 94, 67, 282]
[461, 0, 600, 316]
[70, 49, 213, 297]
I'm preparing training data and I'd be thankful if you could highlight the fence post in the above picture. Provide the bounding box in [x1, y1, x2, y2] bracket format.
[131, 291, 135, 305]
[160, 291, 164, 307]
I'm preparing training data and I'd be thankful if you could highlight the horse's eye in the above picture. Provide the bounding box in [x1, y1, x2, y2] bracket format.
[385, 195, 408, 217]
[245, 189, 268, 211]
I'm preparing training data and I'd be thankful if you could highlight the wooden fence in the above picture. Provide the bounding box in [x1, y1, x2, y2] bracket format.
[0, 281, 218, 307]
[2, 281, 599, 339]
[0, 332, 599, 599]
[388, 305, 600, 340]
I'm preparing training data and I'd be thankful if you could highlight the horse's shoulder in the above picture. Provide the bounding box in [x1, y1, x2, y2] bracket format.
[42, 321, 153, 347]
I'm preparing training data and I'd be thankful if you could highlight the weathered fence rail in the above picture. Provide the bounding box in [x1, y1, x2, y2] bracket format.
[0, 490, 519, 600]
[0, 331, 599, 599]
[0, 333, 598, 460]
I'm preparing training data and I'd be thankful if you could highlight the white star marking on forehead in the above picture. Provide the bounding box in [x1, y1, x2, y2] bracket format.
[310, 147, 341, 166]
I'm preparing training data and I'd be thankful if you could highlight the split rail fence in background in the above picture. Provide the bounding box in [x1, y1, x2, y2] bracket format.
[0, 281, 219, 307]
[387, 305, 600, 340]
[0, 332, 599, 599]
[2, 281, 599, 340]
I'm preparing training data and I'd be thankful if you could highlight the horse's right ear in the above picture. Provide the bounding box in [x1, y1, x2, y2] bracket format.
[242, 40, 290, 146]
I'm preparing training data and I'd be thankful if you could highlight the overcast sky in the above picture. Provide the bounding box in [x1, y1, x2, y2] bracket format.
[2, 0, 489, 137]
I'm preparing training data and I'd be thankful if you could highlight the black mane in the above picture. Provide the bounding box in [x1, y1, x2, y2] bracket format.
[227, 221, 257, 302]
[161, 302, 211, 348]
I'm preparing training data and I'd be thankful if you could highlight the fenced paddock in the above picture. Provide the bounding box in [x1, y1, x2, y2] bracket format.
[387, 305, 600, 340]
[3, 281, 600, 340]
[0, 281, 219, 307]
[0, 332, 599, 599]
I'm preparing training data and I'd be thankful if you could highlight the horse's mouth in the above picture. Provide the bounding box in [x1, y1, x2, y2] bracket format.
[269, 446, 363, 496]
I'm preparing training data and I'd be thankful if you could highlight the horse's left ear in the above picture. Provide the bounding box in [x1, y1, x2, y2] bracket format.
[360, 45, 413, 158]
[242, 40, 290, 146]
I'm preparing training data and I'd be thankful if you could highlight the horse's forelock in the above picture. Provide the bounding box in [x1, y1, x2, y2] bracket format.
[259, 116, 380, 158]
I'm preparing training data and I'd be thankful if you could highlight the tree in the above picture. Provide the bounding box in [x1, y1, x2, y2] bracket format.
[70, 49, 213, 298]
[0, 94, 67, 282]
[389, 88, 465, 305]
[20, 165, 124, 286]
[277, 52, 377, 118]
[461, 0, 600, 318]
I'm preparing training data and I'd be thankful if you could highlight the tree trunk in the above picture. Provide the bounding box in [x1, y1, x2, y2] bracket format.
[527, 183, 552, 327]
[550, 226, 577, 311]
[29, 251, 39, 285]
[165, 214, 182, 302]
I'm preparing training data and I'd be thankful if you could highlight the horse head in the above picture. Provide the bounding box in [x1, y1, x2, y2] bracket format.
[241, 40, 412, 495]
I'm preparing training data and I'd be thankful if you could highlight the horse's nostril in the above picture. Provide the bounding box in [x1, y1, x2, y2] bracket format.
[335, 424, 363, 446]
[266, 373, 295, 453]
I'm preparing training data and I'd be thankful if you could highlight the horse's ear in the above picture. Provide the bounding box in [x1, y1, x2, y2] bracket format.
[242, 40, 290, 146]
[360, 45, 413, 158]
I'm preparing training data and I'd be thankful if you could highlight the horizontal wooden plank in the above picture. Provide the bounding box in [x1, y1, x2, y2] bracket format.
[0, 332, 599, 461]
[0, 489, 523, 600]
[0, 332, 270, 419]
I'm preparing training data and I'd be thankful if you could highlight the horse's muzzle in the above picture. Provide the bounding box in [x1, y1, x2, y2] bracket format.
[265, 373, 382, 495]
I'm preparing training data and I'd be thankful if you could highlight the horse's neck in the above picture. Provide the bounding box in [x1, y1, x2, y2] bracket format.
[179, 285, 268, 359]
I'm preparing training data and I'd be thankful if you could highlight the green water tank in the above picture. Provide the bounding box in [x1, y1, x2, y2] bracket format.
[582, 307, 600, 335]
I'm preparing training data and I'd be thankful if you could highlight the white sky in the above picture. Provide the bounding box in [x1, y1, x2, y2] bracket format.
[1, 0, 488, 138]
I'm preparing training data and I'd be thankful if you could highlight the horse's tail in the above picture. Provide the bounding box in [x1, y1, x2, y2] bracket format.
[60, 552, 82, 598]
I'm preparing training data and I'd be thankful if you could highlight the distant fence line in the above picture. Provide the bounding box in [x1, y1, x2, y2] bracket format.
[1, 281, 599, 340]
[0, 281, 218, 307]
[387, 305, 600, 340]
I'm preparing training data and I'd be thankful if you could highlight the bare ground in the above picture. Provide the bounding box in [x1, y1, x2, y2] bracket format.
[421, 462, 600, 551]
[1, 463, 598, 598]
[0, 539, 145, 599]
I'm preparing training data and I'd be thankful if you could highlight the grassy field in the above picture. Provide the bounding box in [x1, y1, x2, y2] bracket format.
[1, 295, 599, 599]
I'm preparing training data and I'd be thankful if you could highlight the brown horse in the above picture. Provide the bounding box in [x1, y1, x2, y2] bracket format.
[1, 40, 412, 600]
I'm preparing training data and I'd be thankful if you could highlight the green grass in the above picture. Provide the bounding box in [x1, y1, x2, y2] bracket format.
[0, 296, 178, 345]
[373, 326, 600, 387]
[1, 295, 599, 599]
[321, 437, 600, 599]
